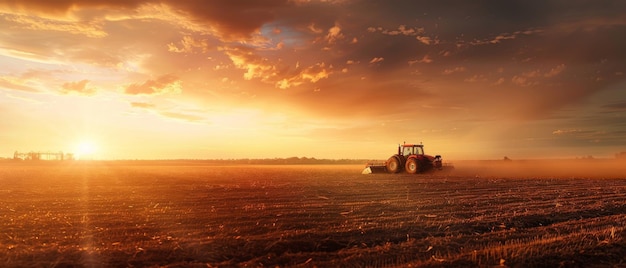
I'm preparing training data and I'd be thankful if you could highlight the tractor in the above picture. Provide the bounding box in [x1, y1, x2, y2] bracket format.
[363, 142, 448, 174]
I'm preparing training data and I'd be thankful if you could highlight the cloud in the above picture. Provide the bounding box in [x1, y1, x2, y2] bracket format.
[276, 62, 332, 89]
[511, 75, 533, 87]
[130, 102, 156, 108]
[368, 24, 437, 46]
[167, 36, 211, 54]
[222, 43, 335, 89]
[172, 0, 291, 40]
[223, 45, 277, 81]
[160, 111, 206, 122]
[370, 25, 423, 36]
[325, 23, 344, 44]
[468, 29, 542, 46]
[2, 13, 107, 38]
[464, 75, 487, 83]
[510, 64, 569, 87]
[552, 129, 584, 135]
[0, 76, 40, 92]
[308, 23, 324, 34]
[416, 36, 435, 45]
[442, 67, 466, 75]
[60, 79, 96, 95]
[300, 63, 331, 83]
[408, 55, 433, 65]
[369, 57, 384, 64]
[544, 64, 566, 78]
[129, 101, 206, 122]
[125, 74, 181, 95]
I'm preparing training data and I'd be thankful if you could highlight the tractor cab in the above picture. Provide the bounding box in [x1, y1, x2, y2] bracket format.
[401, 144, 424, 156]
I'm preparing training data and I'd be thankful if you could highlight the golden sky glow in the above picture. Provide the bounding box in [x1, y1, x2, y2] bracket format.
[1, 0, 625, 160]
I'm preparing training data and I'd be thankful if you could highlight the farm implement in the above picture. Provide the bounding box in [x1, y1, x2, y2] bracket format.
[363, 142, 453, 174]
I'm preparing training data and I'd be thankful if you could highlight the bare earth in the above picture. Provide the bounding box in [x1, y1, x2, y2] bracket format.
[1, 160, 625, 267]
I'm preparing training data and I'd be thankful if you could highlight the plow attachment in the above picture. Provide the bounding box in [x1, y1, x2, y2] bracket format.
[362, 162, 388, 174]
[362, 162, 454, 174]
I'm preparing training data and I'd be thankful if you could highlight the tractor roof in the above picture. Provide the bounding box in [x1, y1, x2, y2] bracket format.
[402, 144, 423, 147]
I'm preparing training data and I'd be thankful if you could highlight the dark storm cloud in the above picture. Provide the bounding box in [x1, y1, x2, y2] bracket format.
[173, 0, 290, 39]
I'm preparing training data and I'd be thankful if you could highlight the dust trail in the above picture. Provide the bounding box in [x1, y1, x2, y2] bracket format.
[448, 159, 626, 179]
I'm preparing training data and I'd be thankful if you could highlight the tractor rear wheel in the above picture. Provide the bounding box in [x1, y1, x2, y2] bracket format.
[386, 156, 401, 173]
[405, 158, 421, 174]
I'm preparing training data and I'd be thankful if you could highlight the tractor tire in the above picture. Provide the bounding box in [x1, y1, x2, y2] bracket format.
[405, 158, 421, 174]
[386, 155, 401, 173]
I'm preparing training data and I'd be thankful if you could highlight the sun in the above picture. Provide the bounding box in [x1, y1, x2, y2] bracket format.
[75, 140, 98, 159]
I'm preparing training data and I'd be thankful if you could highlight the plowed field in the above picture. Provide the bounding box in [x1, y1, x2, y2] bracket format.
[1, 160, 625, 267]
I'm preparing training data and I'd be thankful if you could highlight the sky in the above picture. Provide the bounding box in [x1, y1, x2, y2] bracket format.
[1, 0, 625, 160]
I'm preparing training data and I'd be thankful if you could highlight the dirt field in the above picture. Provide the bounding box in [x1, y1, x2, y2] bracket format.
[1, 160, 626, 267]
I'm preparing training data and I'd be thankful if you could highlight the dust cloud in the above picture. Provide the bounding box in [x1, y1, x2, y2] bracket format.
[449, 159, 626, 179]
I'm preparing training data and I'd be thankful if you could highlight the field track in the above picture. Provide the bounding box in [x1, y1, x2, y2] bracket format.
[1, 160, 626, 267]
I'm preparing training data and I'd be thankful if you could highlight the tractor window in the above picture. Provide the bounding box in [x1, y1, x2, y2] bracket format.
[402, 147, 413, 156]
[402, 146, 424, 155]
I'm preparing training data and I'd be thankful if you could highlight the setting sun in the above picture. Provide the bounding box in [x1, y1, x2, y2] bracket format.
[75, 140, 98, 159]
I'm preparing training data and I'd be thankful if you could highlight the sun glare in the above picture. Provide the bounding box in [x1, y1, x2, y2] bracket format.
[75, 140, 98, 159]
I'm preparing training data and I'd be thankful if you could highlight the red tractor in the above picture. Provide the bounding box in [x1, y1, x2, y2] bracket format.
[364, 143, 446, 174]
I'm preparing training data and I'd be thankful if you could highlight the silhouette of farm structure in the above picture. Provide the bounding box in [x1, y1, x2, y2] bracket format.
[13, 151, 74, 161]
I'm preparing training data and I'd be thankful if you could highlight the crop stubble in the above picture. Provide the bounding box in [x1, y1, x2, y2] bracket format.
[0, 161, 625, 267]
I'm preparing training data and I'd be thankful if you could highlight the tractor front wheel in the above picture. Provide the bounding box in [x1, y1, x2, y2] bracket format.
[405, 158, 421, 174]
[386, 156, 401, 173]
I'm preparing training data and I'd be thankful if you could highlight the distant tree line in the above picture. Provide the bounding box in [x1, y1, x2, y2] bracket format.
[0, 156, 377, 164]
[201, 157, 371, 165]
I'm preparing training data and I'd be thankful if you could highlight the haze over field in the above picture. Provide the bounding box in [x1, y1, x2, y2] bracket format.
[1, 1, 625, 160]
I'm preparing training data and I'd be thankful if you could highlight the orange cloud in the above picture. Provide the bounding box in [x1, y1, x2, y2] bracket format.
[60, 79, 96, 95]
[325, 23, 344, 44]
[308, 23, 324, 34]
[3, 13, 107, 38]
[159, 111, 206, 122]
[130, 102, 155, 108]
[0, 76, 39, 92]
[125, 74, 181, 95]
[223, 46, 277, 81]
[300, 63, 331, 83]
[167, 36, 211, 54]
[369, 57, 384, 64]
